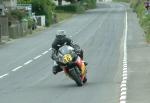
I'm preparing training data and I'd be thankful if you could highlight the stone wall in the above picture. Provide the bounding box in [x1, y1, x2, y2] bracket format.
[0, 16, 9, 41]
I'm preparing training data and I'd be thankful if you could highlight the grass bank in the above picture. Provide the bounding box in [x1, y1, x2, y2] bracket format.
[55, 11, 74, 22]
[130, 0, 150, 42]
[113, 0, 129, 3]
[113, 0, 150, 43]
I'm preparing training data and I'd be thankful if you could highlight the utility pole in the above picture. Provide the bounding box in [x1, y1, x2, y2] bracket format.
[0, 24, 1, 43]
[0, 0, 3, 42]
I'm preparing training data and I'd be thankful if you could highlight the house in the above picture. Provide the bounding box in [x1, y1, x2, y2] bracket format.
[3, 0, 17, 9]
[0, 0, 15, 41]
[0, 0, 17, 15]
[0, 0, 5, 15]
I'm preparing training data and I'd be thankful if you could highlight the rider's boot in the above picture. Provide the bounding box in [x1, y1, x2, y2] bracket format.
[84, 62, 88, 66]
[82, 61, 88, 66]
[52, 65, 63, 75]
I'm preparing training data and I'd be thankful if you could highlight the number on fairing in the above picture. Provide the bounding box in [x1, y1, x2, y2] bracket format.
[63, 54, 72, 63]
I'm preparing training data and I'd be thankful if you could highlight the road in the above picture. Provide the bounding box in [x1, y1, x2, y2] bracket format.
[0, 2, 147, 103]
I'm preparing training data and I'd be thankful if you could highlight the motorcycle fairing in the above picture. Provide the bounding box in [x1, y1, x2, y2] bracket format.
[75, 57, 86, 80]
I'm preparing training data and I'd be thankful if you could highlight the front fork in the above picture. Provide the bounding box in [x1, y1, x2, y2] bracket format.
[62, 57, 87, 81]
[75, 58, 86, 81]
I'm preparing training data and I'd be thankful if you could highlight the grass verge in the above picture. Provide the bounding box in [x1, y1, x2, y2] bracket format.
[131, 1, 150, 43]
[55, 11, 74, 23]
[113, 0, 150, 43]
[113, 0, 129, 3]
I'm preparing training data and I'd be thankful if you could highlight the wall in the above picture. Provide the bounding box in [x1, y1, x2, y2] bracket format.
[0, 16, 9, 41]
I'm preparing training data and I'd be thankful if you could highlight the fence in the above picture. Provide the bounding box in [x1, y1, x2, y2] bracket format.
[0, 16, 29, 41]
[0, 16, 9, 41]
[9, 20, 29, 39]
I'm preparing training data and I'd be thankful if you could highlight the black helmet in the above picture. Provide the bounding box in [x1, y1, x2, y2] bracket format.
[56, 30, 66, 38]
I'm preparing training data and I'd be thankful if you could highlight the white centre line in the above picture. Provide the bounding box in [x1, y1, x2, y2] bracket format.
[42, 51, 49, 55]
[3, 48, 52, 78]
[49, 48, 52, 51]
[34, 55, 42, 60]
[0, 73, 9, 79]
[12, 66, 23, 72]
[24, 60, 33, 65]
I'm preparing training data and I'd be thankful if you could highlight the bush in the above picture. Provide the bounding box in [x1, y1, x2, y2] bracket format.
[82, 0, 96, 9]
[6, 9, 27, 21]
[55, 3, 85, 13]
[55, 5, 77, 12]
[31, 0, 55, 26]
[130, 0, 150, 42]
[130, 0, 144, 18]
[17, 0, 31, 4]
[113, 0, 129, 2]
[27, 17, 34, 29]
[141, 15, 150, 42]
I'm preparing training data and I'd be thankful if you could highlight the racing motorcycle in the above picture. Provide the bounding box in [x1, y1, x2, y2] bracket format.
[56, 45, 87, 86]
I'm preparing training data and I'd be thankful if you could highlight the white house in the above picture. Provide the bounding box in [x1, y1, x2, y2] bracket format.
[0, 0, 5, 15]
[3, 0, 17, 9]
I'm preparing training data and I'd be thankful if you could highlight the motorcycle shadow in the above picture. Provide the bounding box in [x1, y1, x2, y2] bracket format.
[50, 81, 98, 89]
[51, 83, 80, 89]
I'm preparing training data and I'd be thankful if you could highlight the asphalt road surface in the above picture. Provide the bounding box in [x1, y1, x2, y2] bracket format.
[0, 2, 142, 103]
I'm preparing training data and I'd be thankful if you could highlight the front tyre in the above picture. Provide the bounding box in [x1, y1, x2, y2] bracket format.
[69, 68, 83, 86]
[83, 77, 87, 84]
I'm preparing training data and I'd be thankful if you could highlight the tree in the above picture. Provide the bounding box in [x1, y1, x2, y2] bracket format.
[64, 0, 78, 4]
[17, 0, 32, 4]
[58, 0, 62, 6]
[55, 0, 79, 6]
[31, 0, 55, 26]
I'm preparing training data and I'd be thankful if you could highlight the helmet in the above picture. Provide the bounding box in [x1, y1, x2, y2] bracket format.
[56, 30, 66, 38]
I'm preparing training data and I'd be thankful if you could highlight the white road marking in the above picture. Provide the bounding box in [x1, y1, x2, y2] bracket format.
[11, 48, 50, 73]
[120, 101, 126, 103]
[123, 76, 127, 80]
[34, 55, 42, 60]
[122, 73, 128, 77]
[24, 60, 33, 65]
[0, 73, 9, 79]
[49, 48, 52, 51]
[121, 83, 126, 87]
[10, 48, 50, 74]
[121, 87, 127, 92]
[122, 80, 127, 84]
[42, 51, 49, 55]
[123, 70, 127, 74]
[120, 95, 126, 100]
[121, 91, 127, 95]
[123, 68, 127, 71]
[120, 11, 128, 103]
[12, 66, 23, 72]
[123, 65, 127, 68]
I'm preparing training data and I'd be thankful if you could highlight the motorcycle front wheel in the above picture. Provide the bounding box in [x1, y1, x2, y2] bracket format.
[69, 67, 83, 86]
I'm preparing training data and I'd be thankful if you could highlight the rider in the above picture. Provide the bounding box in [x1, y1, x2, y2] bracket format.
[51, 30, 87, 75]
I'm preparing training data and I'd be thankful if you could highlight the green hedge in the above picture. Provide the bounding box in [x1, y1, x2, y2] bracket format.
[83, 0, 96, 9]
[55, 3, 85, 13]
[31, 0, 55, 26]
[56, 5, 78, 12]
[130, 0, 150, 42]
[130, 0, 144, 18]
[113, 0, 129, 2]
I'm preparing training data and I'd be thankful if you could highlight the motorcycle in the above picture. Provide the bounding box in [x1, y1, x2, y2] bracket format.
[56, 45, 87, 86]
